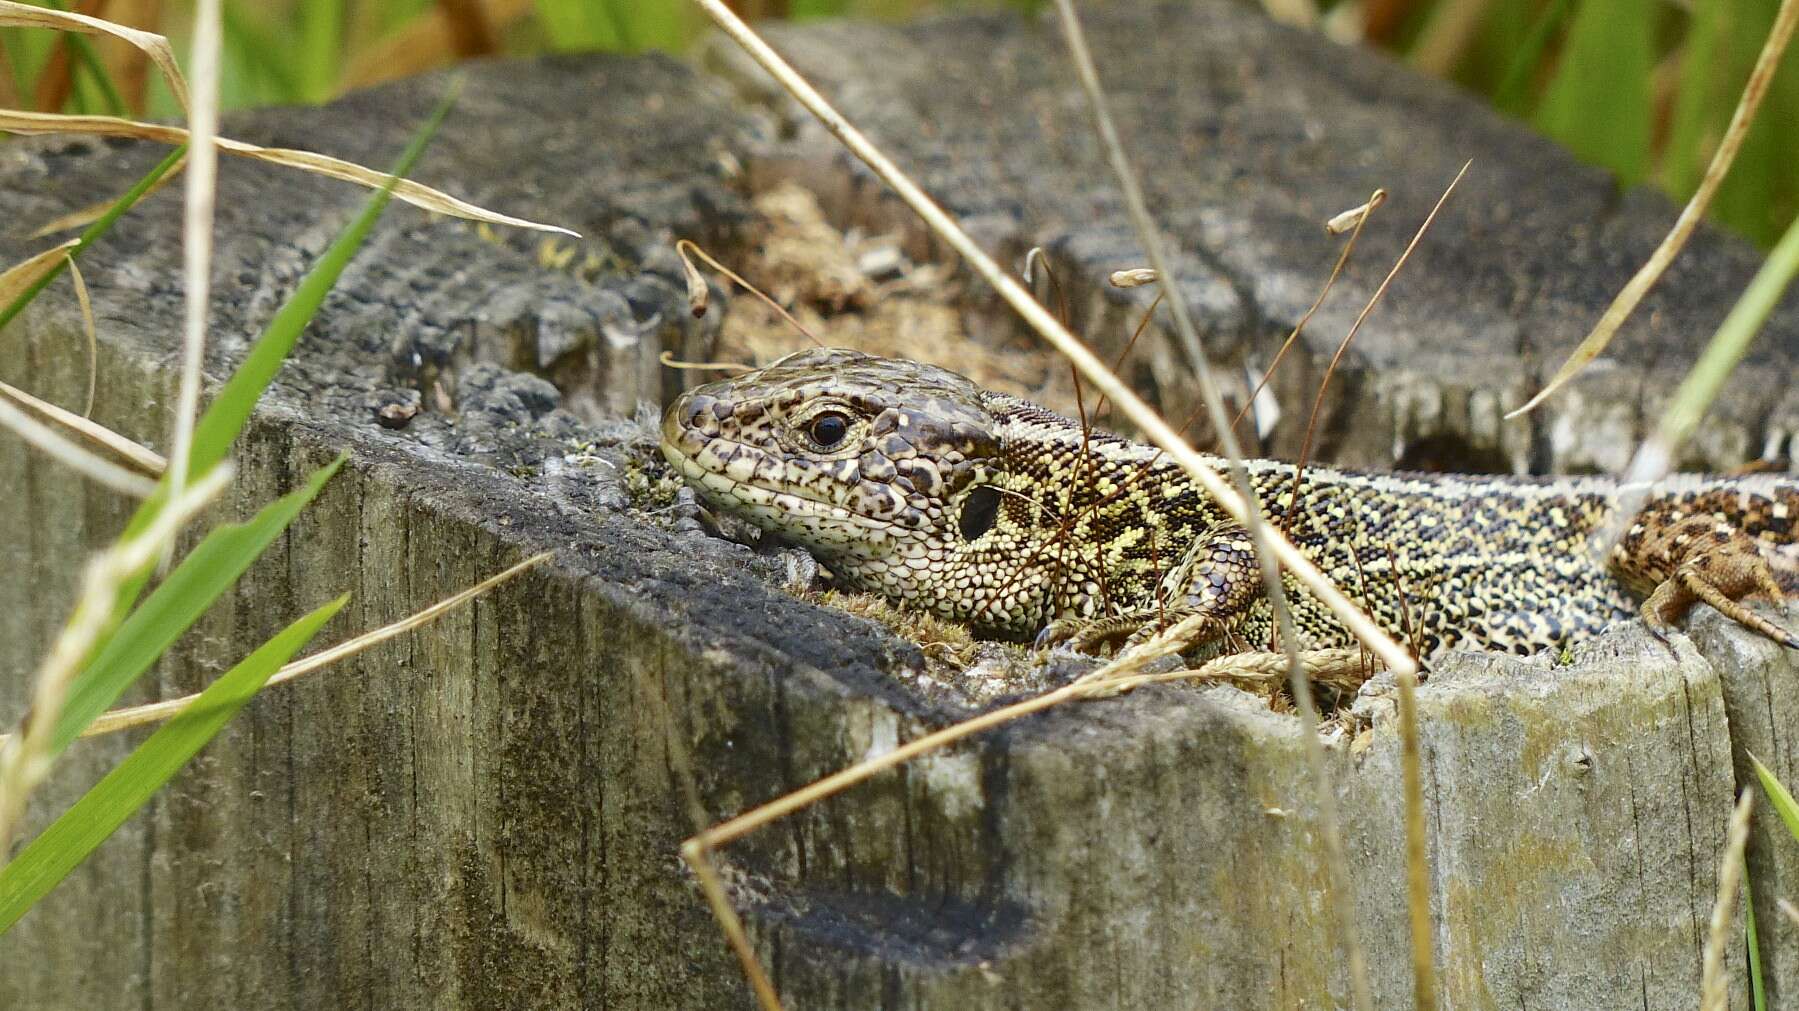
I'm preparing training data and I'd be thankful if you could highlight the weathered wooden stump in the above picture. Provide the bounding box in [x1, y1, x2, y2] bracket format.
[2, 5, 1796, 1009]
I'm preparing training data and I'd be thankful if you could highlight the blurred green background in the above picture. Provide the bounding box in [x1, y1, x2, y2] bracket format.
[4, 0, 1794, 246]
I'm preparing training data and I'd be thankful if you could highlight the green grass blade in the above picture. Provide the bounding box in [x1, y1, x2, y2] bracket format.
[1651, 209, 1799, 452]
[1709, 1, 1796, 247]
[296, 0, 343, 102]
[1492, 0, 1575, 115]
[0, 594, 347, 935]
[187, 90, 453, 484]
[1664, 0, 1728, 197]
[157, 86, 454, 502]
[536, 0, 626, 49]
[1450, 0, 1529, 97]
[1533, 0, 1654, 185]
[0, 144, 186, 333]
[1, 29, 35, 101]
[1750, 753, 1799, 844]
[534, 0, 697, 51]
[104, 83, 457, 622]
[41, 0, 125, 115]
[598, 1, 636, 50]
[221, 2, 303, 105]
[63, 34, 125, 116]
[52, 456, 344, 754]
[606, 0, 691, 51]
[790, 0, 853, 18]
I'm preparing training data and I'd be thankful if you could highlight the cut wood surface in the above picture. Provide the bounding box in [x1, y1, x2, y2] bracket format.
[1, 5, 1795, 1008]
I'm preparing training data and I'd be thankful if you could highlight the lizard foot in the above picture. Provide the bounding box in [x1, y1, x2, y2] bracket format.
[1640, 547, 1799, 650]
[1036, 609, 1237, 658]
[1034, 614, 1151, 654]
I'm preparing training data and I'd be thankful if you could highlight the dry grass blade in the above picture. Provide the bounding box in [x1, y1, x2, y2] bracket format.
[0, 464, 232, 849]
[436, 0, 500, 56]
[1600, 203, 1799, 556]
[690, 0, 1416, 680]
[1782, 898, 1799, 929]
[1408, 0, 1488, 77]
[687, 3, 1417, 999]
[1051, 2, 1372, 1004]
[658, 350, 752, 373]
[58, 551, 554, 739]
[212, 138, 577, 237]
[642, 620, 783, 1011]
[0, 393, 158, 497]
[1231, 191, 1383, 438]
[28, 167, 179, 239]
[65, 255, 97, 417]
[675, 239, 821, 345]
[1071, 647, 1370, 698]
[1700, 789, 1755, 1011]
[0, 0, 190, 113]
[682, 840, 784, 1011]
[1507, 0, 1799, 419]
[0, 378, 165, 476]
[1397, 666, 1437, 1010]
[168, 0, 223, 504]
[1286, 164, 1468, 525]
[695, 680, 1084, 853]
[32, 34, 75, 123]
[691, 627, 1335, 854]
[0, 238, 81, 305]
[1327, 195, 1384, 235]
[0, 111, 578, 237]
[678, 239, 711, 316]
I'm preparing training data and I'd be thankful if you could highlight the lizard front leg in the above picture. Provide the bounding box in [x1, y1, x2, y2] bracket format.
[1036, 524, 1263, 655]
[1612, 510, 1798, 649]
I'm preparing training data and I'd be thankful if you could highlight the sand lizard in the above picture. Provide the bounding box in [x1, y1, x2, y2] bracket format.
[661, 348, 1799, 663]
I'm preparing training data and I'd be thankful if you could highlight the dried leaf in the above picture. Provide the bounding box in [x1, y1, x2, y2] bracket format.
[66, 255, 96, 416]
[1, 110, 579, 237]
[0, 378, 166, 476]
[0, 395, 158, 498]
[0, 238, 81, 306]
[677, 239, 711, 316]
[0, 0, 189, 113]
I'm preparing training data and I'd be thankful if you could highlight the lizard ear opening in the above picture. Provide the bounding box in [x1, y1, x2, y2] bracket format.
[959, 486, 1000, 541]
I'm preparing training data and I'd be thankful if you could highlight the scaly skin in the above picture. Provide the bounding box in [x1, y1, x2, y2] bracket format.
[661, 348, 1799, 662]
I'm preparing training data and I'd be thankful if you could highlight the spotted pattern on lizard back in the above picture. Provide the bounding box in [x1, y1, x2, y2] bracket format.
[661, 348, 1799, 663]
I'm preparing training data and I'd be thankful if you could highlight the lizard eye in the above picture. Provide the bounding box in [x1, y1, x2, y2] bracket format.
[808, 411, 851, 448]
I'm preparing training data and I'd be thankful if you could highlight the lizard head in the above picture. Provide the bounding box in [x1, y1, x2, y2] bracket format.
[661, 348, 1013, 612]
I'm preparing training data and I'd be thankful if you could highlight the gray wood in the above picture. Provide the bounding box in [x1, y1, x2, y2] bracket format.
[1, 5, 1794, 1009]
[1693, 607, 1799, 1003]
[717, 6, 1799, 474]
